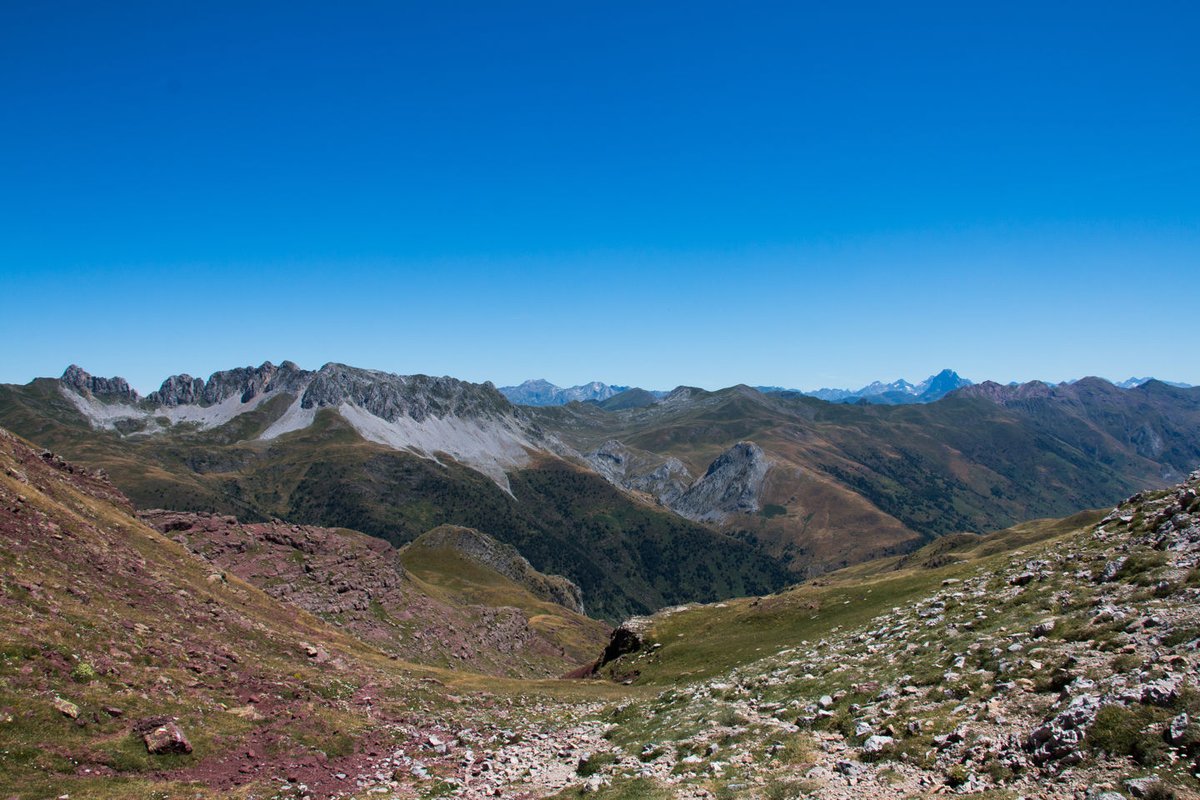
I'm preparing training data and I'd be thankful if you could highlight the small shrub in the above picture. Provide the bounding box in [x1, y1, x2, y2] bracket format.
[774, 734, 814, 764]
[984, 760, 1014, 783]
[764, 779, 811, 800]
[1117, 552, 1169, 585]
[944, 764, 969, 787]
[1163, 625, 1200, 648]
[577, 751, 617, 777]
[1110, 653, 1142, 673]
[1087, 704, 1166, 766]
[1142, 783, 1176, 800]
[71, 662, 98, 683]
[714, 706, 746, 727]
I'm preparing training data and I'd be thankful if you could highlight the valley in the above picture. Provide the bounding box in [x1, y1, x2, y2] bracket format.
[1, 362, 1198, 799]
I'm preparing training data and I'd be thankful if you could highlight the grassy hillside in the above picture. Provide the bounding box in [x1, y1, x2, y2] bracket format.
[400, 529, 610, 670]
[0, 426, 402, 798]
[0, 425, 645, 799]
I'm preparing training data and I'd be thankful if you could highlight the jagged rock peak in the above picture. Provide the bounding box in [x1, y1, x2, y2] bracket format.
[139, 361, 310, 407]
[704, 441, 767, 476]
[147, 374, 205, 407]
[300, 363, 513, 423]
[201, 360, 309, 405]
[407, 525, 585, 614]
[60, 365, 140, 403]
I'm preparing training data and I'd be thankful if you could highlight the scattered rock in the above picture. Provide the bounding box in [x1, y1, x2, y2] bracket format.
[1166, 712, 1189, 745]
[862, 735, 894, 754]
[52, 697, 79, 719]
[142, 721, 192, 755]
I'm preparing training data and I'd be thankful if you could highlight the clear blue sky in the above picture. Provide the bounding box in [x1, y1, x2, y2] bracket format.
[2, 2, 1197, 393]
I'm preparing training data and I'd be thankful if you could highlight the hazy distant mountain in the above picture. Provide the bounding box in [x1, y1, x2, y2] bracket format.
[1115, 377, 1193, 389]
[761, 369, 973, 405]
[499, 379, 631, 406]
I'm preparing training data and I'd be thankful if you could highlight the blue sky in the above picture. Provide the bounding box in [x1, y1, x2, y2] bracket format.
[2, 1, 1197, 393]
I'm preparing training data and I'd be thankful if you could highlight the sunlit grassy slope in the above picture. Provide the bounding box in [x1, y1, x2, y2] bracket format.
[598, 507, 1106, 686]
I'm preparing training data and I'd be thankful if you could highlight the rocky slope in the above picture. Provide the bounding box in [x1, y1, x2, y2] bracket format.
[0, 426, 653, 799]
[8, 416, 1200, 799]
[0, 426, 436, 797]
[670, 441, 771, 523]
[581, 469, 1200, 799]
[584, 440, 772, 524]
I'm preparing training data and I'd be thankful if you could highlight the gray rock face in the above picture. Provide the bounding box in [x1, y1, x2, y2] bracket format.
[301, 364, 512, 424]
[147, 374, 205, 406]
[201, 360, 308, 404]
[1167, 712, 1190, 745]
[140, 361, 310, 407]
[632, 459, 692, 505]
[862, 734, 894, 754]
[406, 525, 585, 614]
[60, 365, 139, 403]
[671, 442, 770, 523]
[585, 441, 692, 505]
[585, 440, 771, 523]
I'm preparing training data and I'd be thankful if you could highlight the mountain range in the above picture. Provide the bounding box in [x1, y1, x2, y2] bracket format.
[499, 379, 635, 406]
[788, 367, 974, 404]
[2, 361, 1199, 625]
[502, 370, 1192, 409]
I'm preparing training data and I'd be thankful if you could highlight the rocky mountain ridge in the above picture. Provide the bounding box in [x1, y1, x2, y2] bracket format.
[56, 362, 538, 488]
